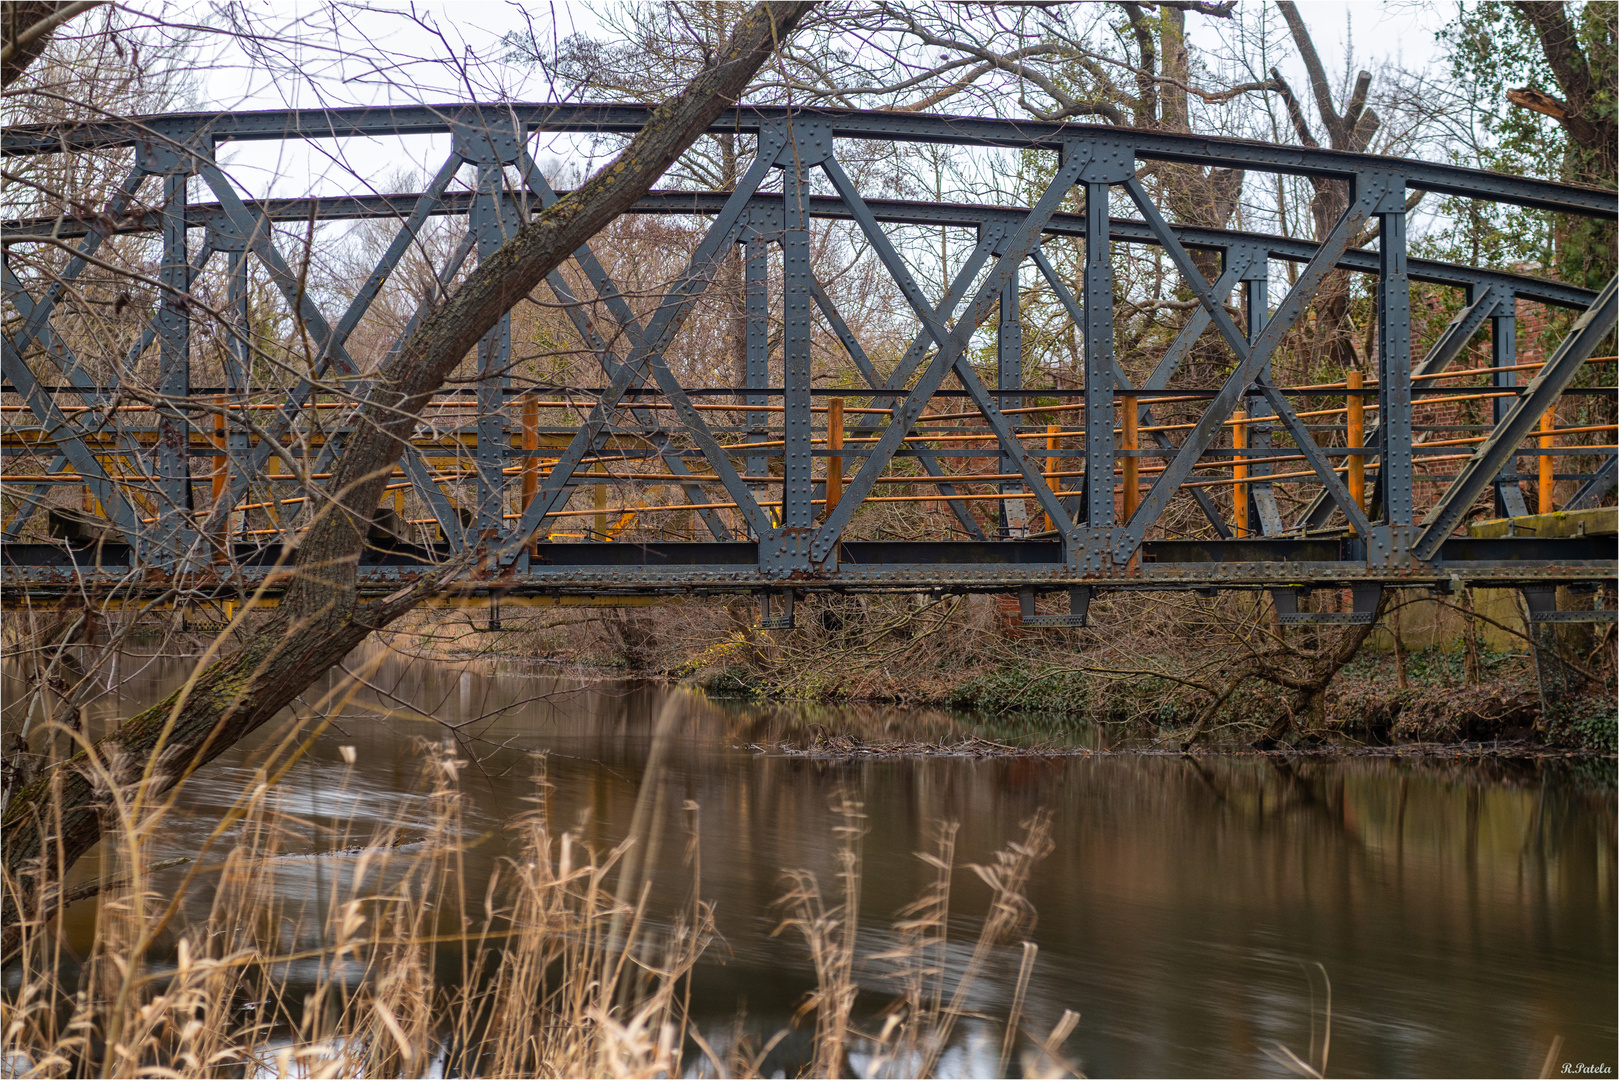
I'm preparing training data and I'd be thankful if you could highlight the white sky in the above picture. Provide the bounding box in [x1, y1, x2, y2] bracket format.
[133, 0, 1459, 204]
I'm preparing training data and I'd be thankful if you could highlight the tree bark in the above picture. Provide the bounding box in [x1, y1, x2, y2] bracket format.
[1, 1, 104, 88]
[1511, 1, 1617, 182]
[1272, 1, 1383, 375]
[1, 0, 814, 950]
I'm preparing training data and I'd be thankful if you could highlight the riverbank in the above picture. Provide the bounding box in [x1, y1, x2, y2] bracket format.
[376, 595, 1616, 755]
[694, 650, 1616, 755]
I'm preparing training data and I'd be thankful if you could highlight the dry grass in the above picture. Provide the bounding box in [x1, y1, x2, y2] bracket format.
[2, 738, 714, 1079]
[3, 693, 1084, 1079]
[773, 795, 1080, 1080]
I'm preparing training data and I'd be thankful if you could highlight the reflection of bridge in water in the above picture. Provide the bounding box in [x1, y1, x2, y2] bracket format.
[3, 105, 1615, 632]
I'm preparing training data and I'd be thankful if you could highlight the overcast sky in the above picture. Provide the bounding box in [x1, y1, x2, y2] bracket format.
[190, 1, 1451, 112]
[142, 0, 1461, 203]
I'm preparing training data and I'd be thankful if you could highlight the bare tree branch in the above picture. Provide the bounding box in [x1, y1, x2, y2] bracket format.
[0, 1, 104, 87]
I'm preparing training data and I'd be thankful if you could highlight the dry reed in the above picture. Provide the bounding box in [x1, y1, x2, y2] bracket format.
[3, 724, 1089, 1079]
[2, 738, 713, 1079]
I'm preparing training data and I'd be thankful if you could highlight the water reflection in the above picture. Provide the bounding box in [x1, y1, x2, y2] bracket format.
[4, 646, 1614, 1077]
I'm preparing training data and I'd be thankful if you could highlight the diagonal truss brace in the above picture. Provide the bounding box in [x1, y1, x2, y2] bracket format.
[1413, 274, 1618, 560]
[2, 341, 142, 544]
[1296, 281, 1501, 531]
[501, 140, 786, 561]
[8, 166, 149, 358]
[201, 154, 467, 544]
[1030, 245, 1234, 538]
[1114, 177, 1383, 561]
[846, 230, 1000, 541]
[519, 153, 733, 542]
[810, 145, 1096, 564]
[1566, 453, 1617, 511]
[808, 275, 988, 541]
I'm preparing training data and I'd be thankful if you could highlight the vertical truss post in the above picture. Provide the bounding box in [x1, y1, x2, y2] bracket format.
[780, 146, 814, 532]
[1083, 178, 1115, 529]
[467, 144, 522, 538]
[217, 228, 252, 547]
[1375, 175, 1413, 545]
[1239, 249, 1281, 535]
[758, 119, 834, 573]
[997, 244, 1026, 536]
[156, 168, 196, 562]
[744, 238, 770, 516]
[1490, 290, 1530, 517]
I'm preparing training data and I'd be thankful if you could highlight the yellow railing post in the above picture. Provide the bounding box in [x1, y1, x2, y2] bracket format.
[1539, 408, 1555, 513]
[522, 394, 539, 553]
[593, 462, 607, 539]
[1233, 407, 1248, 538]
[1347, 370, 1365, 513]
[826, 397, 844, 517]
[212, 396, 228, 557]
[211, 396, 227, 503]
[265, 453, 281, 531]
[1121, 395, 1139, 521]
[1045, 423, 1060, 533]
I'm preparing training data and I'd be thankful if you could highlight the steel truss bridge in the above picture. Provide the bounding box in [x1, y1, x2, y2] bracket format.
[2, 105, 1615, 629]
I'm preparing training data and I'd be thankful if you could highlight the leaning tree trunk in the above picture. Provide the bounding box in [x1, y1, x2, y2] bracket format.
[1, 0, 814, 952]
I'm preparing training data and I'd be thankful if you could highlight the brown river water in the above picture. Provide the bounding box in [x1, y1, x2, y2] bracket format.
[6, 646, 1616, 1077]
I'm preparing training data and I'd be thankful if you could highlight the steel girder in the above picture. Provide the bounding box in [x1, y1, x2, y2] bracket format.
[3, 105, 1615, 605]
[5, 104, 1614, 217]
[10, 192, 1601, 311]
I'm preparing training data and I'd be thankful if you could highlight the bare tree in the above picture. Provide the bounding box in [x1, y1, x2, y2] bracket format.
[1, 0, 815, 950]
[0, 1, 102, 88]
[1265, 0, 1401, 373]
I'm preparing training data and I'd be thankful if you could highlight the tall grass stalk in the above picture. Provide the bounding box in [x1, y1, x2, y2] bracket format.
[2, 734, 712, 1079]
[774, 797, 1079, 1080]
[4, 698, 1087, 1078]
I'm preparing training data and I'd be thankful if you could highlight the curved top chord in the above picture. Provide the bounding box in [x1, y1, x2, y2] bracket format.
[3, 103, 1615, 219]
[2, 190, 1599, 311]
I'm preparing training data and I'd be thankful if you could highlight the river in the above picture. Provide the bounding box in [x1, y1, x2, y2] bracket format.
[8, 645, 1616, 1077]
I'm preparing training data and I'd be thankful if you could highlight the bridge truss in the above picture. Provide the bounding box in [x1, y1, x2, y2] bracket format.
[2, 105, 1615, 627]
